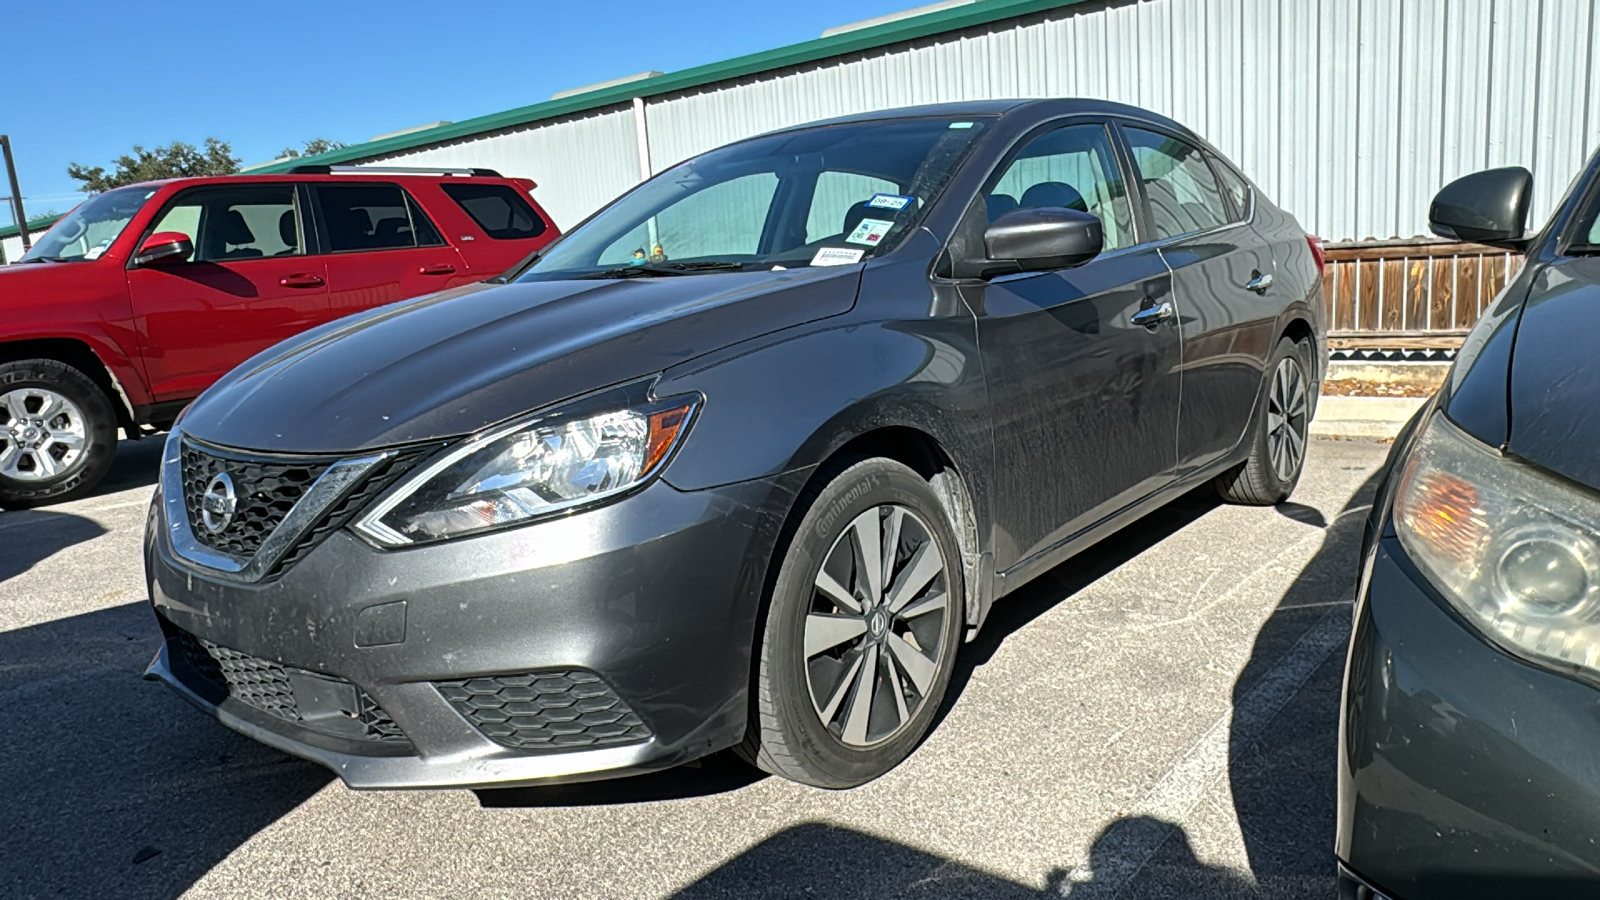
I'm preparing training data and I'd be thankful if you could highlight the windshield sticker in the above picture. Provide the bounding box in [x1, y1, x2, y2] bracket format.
[867, 193, 913, 211]
[845, 218, 895, 246]
[949, 121, 975, 129]
[812, 247, 865, 267]
[83, 246, 105, 260]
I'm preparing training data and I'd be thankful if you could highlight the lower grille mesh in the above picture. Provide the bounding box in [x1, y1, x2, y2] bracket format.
[170, 630, 407, 743]
[438, 670, 652, 752]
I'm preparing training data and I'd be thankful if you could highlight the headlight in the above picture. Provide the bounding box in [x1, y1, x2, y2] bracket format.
[1395, 413, 1600, 675]
[354, 389, 698, 547]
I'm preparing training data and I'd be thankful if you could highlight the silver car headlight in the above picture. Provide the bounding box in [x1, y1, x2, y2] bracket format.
[354, 390, 698, 547]
[1395, 412, 1600, 675]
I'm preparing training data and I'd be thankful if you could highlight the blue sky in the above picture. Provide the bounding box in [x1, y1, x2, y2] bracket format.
[3, 0, 923, 225]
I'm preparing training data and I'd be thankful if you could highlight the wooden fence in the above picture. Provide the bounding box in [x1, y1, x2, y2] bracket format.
[1321, 239, 1524, 350]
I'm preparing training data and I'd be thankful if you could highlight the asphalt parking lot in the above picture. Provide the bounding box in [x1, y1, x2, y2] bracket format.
[2, 434, 1387, 900]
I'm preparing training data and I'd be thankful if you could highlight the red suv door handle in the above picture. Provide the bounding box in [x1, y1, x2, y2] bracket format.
[419, 264, 457, 276]
[280, 273, 325, 288]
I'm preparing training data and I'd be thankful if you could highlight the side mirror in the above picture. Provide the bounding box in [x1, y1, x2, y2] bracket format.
[133, 232, 194, 266]
[983, 207, 1103, 275]
[1429, 167, 1533, 249]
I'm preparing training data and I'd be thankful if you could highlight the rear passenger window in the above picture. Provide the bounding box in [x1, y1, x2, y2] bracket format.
[1122, 127, 1231, 240]
[315, 184, 445, 252]
[441, 183, 548, 240]
[1213, 161, 1251, 220]
[149, 185, 299, 262]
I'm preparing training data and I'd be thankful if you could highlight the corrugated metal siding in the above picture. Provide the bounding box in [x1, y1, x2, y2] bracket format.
[363, 106, 642, 231]
[256, 0, 1600, 243]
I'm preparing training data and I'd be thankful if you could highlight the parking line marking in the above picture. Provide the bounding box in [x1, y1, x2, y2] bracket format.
[1059, 608, 1349, 897]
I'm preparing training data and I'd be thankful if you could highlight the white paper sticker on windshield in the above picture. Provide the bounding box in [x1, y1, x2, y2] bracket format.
[83, 245, 105, 260]
[846, 218, 894, 246]
[812, 247, 865, 267]
[867, 193, 913, 210]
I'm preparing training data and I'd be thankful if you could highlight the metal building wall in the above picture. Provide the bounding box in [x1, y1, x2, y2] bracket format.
[368, 107, 642, 231]
[350, 0, 1600, 243]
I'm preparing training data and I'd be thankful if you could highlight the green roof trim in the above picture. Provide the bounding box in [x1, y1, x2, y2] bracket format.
[0, 212, 64, 240]
[251, 0, 1084, 173]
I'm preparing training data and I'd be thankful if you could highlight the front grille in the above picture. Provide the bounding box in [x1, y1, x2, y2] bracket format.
[438, 670, 652, 752]
[180, 440, 335, 558]
[178, 438, 442, 576]
[170, 630, 408, 744]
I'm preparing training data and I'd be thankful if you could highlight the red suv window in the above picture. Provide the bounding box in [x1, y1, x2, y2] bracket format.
[315, 184, 445, 253]
[440, 183, 549, 240]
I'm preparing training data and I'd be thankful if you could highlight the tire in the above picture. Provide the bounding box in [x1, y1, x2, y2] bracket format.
[0, 359, 118, 508]
[740, 458, 966, 788]
[1215, 337, 1313, 506]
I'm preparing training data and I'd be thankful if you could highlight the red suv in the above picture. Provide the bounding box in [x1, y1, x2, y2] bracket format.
[0, 166, 559, 506]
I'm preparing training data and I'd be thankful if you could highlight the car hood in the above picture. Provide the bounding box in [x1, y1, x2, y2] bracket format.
[181, 267, 862, 454]
[1497, 255, 1600, 490]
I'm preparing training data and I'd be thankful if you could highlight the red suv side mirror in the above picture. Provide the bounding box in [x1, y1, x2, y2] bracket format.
[133, 232, 195, 266]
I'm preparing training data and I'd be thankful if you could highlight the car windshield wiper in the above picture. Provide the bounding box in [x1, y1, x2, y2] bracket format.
[17, 255, 68, 264]
[575, 261, 748, 280]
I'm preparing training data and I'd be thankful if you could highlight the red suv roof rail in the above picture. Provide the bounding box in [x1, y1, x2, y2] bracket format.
[285, 164, 504, 178]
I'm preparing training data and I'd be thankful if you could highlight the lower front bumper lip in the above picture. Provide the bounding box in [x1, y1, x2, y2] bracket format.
[144, 643, 703, 790]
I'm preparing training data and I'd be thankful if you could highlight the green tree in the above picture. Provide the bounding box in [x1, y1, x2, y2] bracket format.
[276, 138, 349, 159]
[67, 138, 240, 193]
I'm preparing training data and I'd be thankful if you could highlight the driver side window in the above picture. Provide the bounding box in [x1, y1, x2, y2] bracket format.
[988, 123, 1135, 251]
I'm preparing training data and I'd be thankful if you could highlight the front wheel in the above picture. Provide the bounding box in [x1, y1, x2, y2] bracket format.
[741, 458, 965, 788]
[0, 359, 118, 508]
[1215, 337, 1312, 506]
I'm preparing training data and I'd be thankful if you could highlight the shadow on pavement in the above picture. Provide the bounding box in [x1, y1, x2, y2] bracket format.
[1226, 468, 1385, 897]
[667, 817, 1250, 899]
[0, 602, 330, 900]
[477, 749, 767, 808]
[0, 509, 106, 584]
[89, 434, 165, 500]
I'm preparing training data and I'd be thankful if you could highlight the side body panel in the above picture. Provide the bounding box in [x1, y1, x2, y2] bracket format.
[969, 248, 1181, 572]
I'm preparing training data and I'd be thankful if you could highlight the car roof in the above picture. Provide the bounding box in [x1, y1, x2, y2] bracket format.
[769, 98, 1193, 135]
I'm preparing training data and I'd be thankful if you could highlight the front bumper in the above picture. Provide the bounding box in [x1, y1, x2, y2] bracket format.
[1337, 535, 1600, 898]
[145, 468, 804, 790]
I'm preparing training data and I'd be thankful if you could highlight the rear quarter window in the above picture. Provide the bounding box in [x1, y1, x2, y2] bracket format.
[440, 183, 548, 240]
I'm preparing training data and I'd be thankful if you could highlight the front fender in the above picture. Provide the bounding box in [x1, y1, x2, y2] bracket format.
[1, 326, 152, 409]
[656, 318, 991, 497]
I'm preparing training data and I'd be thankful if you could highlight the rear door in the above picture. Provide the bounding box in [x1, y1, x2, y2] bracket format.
[966, 120, 1183, 572]
[126, 183, 329, 401]
[1117, 124, 1280, 477]
[311, 182, 470, 320]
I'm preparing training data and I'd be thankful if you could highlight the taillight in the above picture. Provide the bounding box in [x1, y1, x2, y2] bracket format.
[1306, 235, 1326, 277]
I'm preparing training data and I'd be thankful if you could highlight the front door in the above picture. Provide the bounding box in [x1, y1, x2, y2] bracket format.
[1119, 126, 1282, 476]
[967, 121, 1183, 572]
[126, 184, 329, 401]
[311, 182, 470, 319]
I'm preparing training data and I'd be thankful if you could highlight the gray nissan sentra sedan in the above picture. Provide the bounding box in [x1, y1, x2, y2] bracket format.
[1339, 158, 1600, 896]
[145, 99, 1325, 790]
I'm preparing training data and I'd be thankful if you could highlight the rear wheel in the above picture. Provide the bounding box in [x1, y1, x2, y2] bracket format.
[1215, 337, 1312, 506]
[0, 359, 117, 508]
[740, 458, 965, 788]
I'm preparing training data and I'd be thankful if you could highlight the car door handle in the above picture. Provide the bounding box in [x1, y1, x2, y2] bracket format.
[1130, 301, 1176, 328]
[419, 264, 457, 276]
[1244, 271, 1274, 293]
[279, 273, 325, 288]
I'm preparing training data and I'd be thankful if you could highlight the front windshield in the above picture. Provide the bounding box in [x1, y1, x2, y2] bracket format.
[520, 116, 991, 280]
[20, 186, 155, 262]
